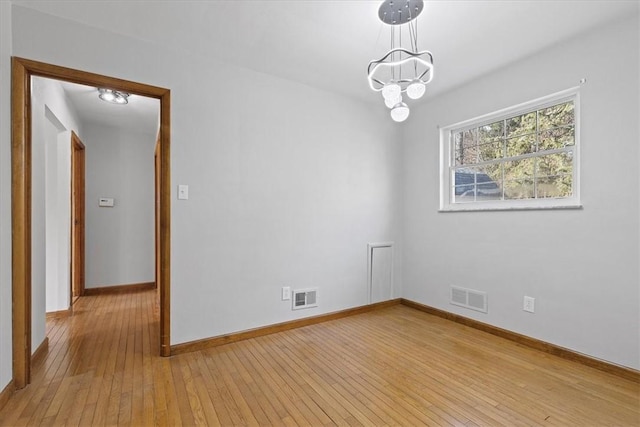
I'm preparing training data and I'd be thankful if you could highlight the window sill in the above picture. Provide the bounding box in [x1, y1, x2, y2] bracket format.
[439, 201, 583, 212]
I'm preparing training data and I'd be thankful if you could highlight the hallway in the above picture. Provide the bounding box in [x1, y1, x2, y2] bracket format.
[1, 290, 159, 425]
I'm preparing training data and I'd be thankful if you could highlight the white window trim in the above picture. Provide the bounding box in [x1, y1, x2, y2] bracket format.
[439, 87, 582, 212]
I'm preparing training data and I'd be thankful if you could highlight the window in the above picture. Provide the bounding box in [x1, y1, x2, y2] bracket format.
[439, 88, 580, 211]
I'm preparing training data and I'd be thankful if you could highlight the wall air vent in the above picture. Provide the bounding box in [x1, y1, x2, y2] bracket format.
[450, 286, 488, 313]
[292, 288, 318, 310]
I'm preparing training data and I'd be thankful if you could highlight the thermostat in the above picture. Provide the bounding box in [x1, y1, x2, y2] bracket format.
[99, 198, 114, 207]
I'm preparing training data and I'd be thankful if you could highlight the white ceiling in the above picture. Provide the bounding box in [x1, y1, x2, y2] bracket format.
[56, 80, 160, 135]
[15, 0, 638, 130]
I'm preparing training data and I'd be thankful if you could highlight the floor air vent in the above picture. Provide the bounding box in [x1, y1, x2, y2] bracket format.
[450, 286, 488, 313]
[292, 288, 318, 310]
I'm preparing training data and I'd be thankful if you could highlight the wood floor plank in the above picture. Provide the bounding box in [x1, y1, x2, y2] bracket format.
[281, 329, 409, 426]
[265, 333, 362, 425]
[303, 319, 467, 426]
[0, 292, 638, 427]
[201, 351, 248, 426]
[336, 313, 548, 426]
[302, 325, 454, 426]
[242, 338, 336, 426]
[226, 345, 284, 425]
[239, 338, 329, 426]
[185, 353, 222, 426]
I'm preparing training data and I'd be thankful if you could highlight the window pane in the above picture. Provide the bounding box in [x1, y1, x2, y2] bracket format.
[538, 101, 574, 130]
[454, 168, 475, 186]
[455, 166, 501, 184]
[538, 126, 574, 151]
[478, 140, 504, 163]
[453, 169, 475, 203]
[453, 177, 476, 203]
[506, 112, 536, 137]
[537, 152, 573, 177]
[454, 185, 476, 202]
[477, 163, 502, 184]
[477, 183, 502, 201]
[504, 179, 534, 199]
[455, 129, 478, 165]
[454, 132, 463, 151]
[478, 120, 504, 144]
[454, 166, 502, 202]
[506, 133, 536, 157]
[462, 129, 476, 149]
[504, 158, 534, 181]
[453, 132, 463, 165]
[536, 175, 572, 198]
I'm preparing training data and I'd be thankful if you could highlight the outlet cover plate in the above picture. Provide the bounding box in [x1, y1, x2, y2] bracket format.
[524, 296, 535, 313]
[282, 286, 291, 301]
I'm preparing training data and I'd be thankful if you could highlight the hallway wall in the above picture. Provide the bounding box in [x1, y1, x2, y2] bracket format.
[30, 76, 81, 350]
[83, 122, 157, 289]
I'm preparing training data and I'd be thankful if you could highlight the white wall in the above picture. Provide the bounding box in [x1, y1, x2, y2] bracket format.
[30, 83, 46, 351]
[0, 0, 13, 392]
[171, 73, 402, 343]
[43, 112, 76, 313]
[52, 128, 74, 311]
[402, 15, 640, 369]
[83, 122, 157, 288]
[30, 76, 81, 349]
[10, 5, 402, 346]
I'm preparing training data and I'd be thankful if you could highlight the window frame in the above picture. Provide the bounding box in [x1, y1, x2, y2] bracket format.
[439, 87, 581, 212]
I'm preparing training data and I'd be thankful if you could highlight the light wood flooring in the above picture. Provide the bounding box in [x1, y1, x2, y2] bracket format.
[0, 290, 638, 426]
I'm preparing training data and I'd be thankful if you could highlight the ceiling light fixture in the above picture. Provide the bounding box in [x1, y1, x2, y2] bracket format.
[98, 88, 130, 105]
[367, 0, 434, 122]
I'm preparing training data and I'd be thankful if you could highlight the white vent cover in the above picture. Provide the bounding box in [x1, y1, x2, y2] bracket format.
[450, 286, 488, 313]
[292, 288, 318, 310]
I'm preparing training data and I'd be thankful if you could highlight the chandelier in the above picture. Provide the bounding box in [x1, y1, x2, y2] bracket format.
[367, 0, 434, 122]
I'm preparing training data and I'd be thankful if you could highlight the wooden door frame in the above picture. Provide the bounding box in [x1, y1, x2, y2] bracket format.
[154, 136, 161, 310]
[70, 131, 85, 303]
[11, 57, 172, 390]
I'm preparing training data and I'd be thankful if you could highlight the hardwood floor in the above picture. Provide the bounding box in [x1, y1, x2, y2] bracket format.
[0, 290, 638, 426]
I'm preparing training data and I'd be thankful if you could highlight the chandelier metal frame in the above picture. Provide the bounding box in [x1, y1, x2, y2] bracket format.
[367, 0, 434, 122]
[367, 47, 434, 93]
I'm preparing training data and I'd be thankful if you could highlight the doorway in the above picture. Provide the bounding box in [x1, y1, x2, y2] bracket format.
[11, 57, 172, 390]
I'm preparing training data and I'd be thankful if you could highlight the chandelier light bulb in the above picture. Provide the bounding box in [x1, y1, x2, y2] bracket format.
[390, 102, 410, 122]
[384, 93, 402, 109]
[381, 82, 401, 101]
[406, 80, 426, 100]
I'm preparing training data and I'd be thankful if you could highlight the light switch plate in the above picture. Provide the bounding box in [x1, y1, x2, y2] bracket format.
[178, 185, 189, 200]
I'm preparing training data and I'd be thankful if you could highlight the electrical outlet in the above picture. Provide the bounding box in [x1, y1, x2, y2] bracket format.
[523, 296, 535, 313]
[282, 286, 291, 301]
